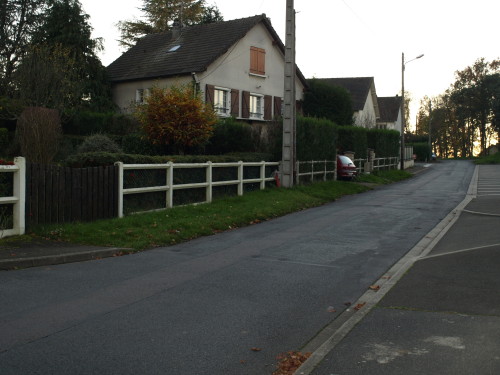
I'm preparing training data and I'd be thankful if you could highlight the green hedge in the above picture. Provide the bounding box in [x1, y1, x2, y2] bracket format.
[63, 111, 138, 136]
[206, 118, 254, 154]
[337, 126, 368, 158]
[296, 117, 337, 160]
[411, 142, 431, 161]
[367, 129, 400, 157]
[63, 151, 274, 168]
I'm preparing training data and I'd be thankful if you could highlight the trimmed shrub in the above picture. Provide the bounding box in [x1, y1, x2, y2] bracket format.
[63, 111, 138, 136]
[206, 118, 255, 154]
[411, 142, 431, 161]
[121, 133, 167, 155]
[337, 126, 368, 158]
[367, 129, 400, 157]
[77, 134, 123, 154]
[296, 117, 337, 160]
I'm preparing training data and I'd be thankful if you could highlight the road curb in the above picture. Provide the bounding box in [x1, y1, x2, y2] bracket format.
[295, 165, 479, 374]
[0, 248, 130, 270]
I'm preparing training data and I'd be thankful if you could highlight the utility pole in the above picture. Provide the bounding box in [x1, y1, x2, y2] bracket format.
[282, 0, 296, 187]
[400, 53, 405, 170]
[428, 100, 432, 161]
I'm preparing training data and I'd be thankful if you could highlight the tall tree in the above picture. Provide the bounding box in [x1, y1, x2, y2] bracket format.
[20, 0, 113, 111]
[0, 0, 49, 95]
[117, 0, 223, 48]
[451, 58, 500, 155]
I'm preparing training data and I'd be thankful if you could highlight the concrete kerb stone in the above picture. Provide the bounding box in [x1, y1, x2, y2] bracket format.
[295, 165, 479, 375]
[0, 248, 130, 270]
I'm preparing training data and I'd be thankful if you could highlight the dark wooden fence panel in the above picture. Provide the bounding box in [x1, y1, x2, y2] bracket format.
[26, 163, 118, 228]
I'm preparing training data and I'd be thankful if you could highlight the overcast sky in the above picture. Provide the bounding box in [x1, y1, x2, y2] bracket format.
[80, 0, 499, 125]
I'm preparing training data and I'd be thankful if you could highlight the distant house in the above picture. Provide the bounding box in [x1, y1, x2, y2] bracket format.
[315, 77, 380, 128]
[107, 14, 307, 122]
[377, 96, 402, 132]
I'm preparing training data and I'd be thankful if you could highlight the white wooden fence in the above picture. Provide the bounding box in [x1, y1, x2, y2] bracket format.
[373, 157, 399, 171]
[0, 157, 26, 238]
[296, 160, 337, 184]
[116, 161, 280, 217]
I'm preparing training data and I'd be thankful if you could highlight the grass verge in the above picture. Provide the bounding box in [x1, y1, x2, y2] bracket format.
[2, 171, 412, 251]
[474, 153, 500, 164]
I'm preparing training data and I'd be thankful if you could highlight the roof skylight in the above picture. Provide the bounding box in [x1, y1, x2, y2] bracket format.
[168, 45, 181, 52]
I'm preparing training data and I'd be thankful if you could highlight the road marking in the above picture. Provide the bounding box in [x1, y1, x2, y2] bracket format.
[418, 242, 500, 260]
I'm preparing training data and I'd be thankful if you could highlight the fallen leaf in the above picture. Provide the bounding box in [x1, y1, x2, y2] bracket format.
[369, 285, 380, 291]
[251, 347, 262, 352]
[354, 302, 366, 311]
[381, 275, 391, 279]
[239, 360, 247, 364]
[327, 306, 337, 313]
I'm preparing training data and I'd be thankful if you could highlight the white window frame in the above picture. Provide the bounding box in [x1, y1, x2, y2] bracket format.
[135, 88, 151, 104]
[214, 87, 231, 117]
[249, 93, 264, 120]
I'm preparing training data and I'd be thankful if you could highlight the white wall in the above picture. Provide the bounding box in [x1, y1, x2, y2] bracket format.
[353, 88, 377, 128]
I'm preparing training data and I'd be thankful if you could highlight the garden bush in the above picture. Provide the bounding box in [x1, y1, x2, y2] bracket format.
[206, 118, 254, 154]
[77, 134, 123, 154]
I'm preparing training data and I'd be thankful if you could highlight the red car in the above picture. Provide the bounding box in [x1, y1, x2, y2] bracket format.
[337, 155, 358, 180]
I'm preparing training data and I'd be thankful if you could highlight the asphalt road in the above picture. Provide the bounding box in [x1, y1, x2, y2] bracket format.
[0, 160, 475, 374]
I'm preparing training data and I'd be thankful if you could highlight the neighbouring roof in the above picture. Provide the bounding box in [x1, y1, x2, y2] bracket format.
[107, 14, 307, 86]
[316, 77, 376, 112]
[378, 96, 402, 122]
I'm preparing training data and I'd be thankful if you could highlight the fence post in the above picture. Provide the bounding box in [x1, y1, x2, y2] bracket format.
[115, 162, 124, 218]
[310, 161, 314, 182]
[296, 161, 300, 185]
[167, 162, 174, 208]
[260, 161, 266, 190]
[206, 161, 213, 203]
[13, 157, 26, 235]
[237, 161, 243, 196]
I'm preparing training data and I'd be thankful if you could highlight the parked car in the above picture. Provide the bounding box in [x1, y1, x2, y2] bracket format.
[337, 155, 358, 180]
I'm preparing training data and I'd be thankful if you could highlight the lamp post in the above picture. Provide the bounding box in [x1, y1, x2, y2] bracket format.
[400, 52, 424, 170]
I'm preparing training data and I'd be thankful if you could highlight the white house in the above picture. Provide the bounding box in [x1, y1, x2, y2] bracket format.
[107, 14, 307, 122]
[377, 96, 403, 132]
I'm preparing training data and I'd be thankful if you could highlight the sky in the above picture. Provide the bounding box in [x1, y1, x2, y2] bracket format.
[80, 0, 499, 126]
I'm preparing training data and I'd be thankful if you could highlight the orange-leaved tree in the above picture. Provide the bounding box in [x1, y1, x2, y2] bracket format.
[135, 84, 217, 154]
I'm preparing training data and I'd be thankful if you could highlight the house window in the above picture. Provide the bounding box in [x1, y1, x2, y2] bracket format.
[214, 87, 230, 116]
[249, 94, 264, 119]
[250, 46, 265, 76]
[136, 88, 151, 104]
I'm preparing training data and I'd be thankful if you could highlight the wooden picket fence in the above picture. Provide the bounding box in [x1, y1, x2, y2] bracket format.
[25, 163, 119, 228]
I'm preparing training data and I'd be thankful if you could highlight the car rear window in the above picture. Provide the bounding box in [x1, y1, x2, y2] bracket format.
[338, 155, 354, 165]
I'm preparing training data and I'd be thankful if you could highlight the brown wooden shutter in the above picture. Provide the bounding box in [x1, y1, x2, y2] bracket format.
[274, 96, 282, 118]
[250, 47, 265, 75]
[242, 91, 250, 118]
[205, 84, 214, 107]
[231, 89, 239, 117]
[264, 95, 272, 120]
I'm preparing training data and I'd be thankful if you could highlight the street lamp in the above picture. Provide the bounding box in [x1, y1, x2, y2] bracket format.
[401, 53, 424, 170]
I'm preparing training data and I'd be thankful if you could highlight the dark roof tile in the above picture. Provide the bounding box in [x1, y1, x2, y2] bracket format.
[107, 14, 307, 86]
[378, 96, 401, 122]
